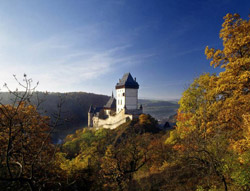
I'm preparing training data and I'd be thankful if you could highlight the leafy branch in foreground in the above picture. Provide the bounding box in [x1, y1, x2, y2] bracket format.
[0, 74, 64, 190]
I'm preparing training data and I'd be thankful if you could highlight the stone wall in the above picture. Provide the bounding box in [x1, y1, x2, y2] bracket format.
[92, 109, 133, 129]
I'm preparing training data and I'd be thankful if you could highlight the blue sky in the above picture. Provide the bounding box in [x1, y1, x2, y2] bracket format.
[0, 0, 249, 100]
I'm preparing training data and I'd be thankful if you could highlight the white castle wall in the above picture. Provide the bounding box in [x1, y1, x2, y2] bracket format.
[92, 109, 133, 129]
[116, 88, 138, 113]
[116, 88, 126, 113]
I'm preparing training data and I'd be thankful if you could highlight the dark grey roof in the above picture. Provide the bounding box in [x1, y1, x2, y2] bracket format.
[115, 73, 139, 89]
[94, 107, 103, 113]
[88, 105, 103, 114]
[88, 105, 94, 113]
[104, 97, 116, 109]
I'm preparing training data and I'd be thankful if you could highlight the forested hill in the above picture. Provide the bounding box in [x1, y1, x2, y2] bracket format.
[0, 92, 178, 142]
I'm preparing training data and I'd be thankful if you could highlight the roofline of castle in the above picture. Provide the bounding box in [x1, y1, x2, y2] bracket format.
[115, 85, 139, 89]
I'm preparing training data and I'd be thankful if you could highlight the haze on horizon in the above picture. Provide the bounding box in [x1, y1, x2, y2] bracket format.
[0, 0, 249, 100]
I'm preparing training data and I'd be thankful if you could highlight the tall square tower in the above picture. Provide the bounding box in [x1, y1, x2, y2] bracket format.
[115, 73, 139, 113]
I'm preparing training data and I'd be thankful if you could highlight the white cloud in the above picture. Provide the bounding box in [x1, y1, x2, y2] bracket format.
[0, 25, 151, 92]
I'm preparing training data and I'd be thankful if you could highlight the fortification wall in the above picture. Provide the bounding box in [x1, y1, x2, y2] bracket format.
[92, 109, 133, 129]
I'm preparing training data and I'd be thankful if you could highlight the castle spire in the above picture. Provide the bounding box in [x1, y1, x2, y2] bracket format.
[112, 91, 114, 98]
[88, 105, 94, 113]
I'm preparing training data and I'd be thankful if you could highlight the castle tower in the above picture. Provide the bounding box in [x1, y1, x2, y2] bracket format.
[115, 73, 139, 113]
[103, 92, 116, 116]
[88, 105, 94, 127]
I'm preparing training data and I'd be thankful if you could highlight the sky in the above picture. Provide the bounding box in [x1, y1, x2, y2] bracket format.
[0, 0, 249, 100]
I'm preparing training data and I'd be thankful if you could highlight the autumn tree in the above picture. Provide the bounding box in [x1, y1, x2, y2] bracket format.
[205, 13, 250, 151]
[56, 128, 114, 190]
[171, 13, 250, 191]
[101, 133, 151, 191]
[0, 75, 63, 190]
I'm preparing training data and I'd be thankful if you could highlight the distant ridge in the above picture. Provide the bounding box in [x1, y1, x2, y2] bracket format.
[0, 92, 178, 142]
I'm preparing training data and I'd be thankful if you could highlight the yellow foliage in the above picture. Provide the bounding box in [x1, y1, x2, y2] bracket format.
[173, 13, 250, 190]
[139, 114, 151, 125]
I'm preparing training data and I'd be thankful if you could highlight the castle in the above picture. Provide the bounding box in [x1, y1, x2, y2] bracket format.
[88, 73, 143, 129]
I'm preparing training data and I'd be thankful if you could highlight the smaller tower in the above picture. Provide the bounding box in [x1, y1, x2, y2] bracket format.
[140, 104, 143, 112]
[103, 93, 116, 116]
[88, 105, 94, 127]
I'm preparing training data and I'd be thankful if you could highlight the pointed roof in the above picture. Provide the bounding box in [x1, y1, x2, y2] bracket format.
[88, 105, 94, 113]
[104, 96, 116, 109]
[115, 73, 139, 89]
[89, 105, 103, 115]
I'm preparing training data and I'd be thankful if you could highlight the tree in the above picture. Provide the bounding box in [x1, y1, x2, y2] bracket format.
[100, 133, 151, 191]
[0, 75, 63, 190]
[171, 13, 250, 191]
[205, 13, 250, 150]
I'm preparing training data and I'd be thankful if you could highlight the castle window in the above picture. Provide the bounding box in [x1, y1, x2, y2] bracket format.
[123, 93, 125, 96]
